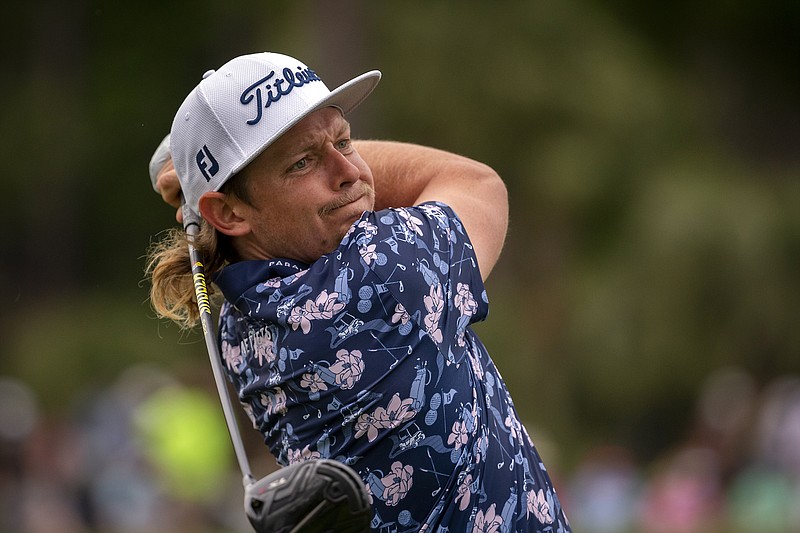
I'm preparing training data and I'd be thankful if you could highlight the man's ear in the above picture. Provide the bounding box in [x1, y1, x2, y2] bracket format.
[198, 192, 251, 237]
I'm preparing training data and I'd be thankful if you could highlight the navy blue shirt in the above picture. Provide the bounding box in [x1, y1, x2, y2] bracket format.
[216, 202, 570, 532]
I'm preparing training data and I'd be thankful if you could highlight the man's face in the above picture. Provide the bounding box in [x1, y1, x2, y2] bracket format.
[233, 107, 375, 263]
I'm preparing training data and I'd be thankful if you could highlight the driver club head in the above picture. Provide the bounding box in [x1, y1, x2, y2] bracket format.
[244, 459, 371, 533]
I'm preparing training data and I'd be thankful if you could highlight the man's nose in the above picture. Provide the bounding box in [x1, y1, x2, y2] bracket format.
[325, 145, 360, 188]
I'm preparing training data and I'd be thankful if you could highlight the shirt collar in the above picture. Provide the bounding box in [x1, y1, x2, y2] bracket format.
[214, 258, 308, 302]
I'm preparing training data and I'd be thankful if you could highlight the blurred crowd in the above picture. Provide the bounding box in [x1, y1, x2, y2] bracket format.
[0, 364, 256, 533]
[566, 367, 800, 532]
[2, 365, 800, 533]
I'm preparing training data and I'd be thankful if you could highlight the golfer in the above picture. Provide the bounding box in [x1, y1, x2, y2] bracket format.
[147, 51, 570, 532]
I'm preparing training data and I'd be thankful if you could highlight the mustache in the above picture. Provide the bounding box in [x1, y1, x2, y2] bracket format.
[318, 183, 375, 217]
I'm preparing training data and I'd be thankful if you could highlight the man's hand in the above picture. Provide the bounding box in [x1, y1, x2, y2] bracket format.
[154, 158, 183, 223]
[148, 134, 183, 223]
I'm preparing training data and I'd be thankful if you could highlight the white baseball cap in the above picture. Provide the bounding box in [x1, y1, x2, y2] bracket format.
[169, 52, 381, 215]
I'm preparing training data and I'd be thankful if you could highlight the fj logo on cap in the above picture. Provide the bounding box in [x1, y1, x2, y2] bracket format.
[196, 145, 219, 182]
[240, 66, 322, 126]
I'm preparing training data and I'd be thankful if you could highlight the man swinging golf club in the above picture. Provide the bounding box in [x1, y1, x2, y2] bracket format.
[146, 51, 570, 532]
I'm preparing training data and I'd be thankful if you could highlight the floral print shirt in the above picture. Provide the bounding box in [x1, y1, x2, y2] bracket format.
[215, 202, 570, 532]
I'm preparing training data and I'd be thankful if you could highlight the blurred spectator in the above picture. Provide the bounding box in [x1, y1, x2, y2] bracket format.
[727, 465, 796, 532]
[568, 445, 640, 532]
[0, 376, 42, 532]
[637, 446, 724, 532]
[725, 376, 800, 532]
[753, 377, 800, 477]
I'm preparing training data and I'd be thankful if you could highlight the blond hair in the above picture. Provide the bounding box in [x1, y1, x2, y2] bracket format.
[145, 220, 230, 329]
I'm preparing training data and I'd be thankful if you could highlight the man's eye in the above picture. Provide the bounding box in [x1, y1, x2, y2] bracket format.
[291, 158, 308, 171]
[336, 139, 351, 151]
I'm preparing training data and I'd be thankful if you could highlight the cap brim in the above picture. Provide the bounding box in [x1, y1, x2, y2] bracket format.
[230, 70, 381, 176]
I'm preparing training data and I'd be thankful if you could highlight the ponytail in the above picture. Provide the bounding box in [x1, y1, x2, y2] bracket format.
[145, 220, 228, 329]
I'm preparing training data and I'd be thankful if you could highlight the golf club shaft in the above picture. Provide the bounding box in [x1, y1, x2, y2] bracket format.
[183, 204, 255, 487]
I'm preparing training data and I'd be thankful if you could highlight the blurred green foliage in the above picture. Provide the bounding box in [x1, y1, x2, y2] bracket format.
[1, 0, 798, 471]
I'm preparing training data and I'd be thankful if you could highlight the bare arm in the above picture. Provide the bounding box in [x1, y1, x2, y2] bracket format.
[151, 139, 509, 279]
[355, 140, 508, 280]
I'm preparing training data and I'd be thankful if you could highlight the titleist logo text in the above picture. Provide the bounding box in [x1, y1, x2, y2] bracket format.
[240, 66, 322, 125]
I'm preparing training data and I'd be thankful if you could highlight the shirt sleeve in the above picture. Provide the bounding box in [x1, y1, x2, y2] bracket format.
[338, 202, 488, 348]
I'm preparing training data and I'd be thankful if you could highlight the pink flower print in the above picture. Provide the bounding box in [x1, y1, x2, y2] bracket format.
[389, 394, 417, 424]
[287, 445, 321, 465]
[377, 394, 417, 431]
[254, 343, 272, 366]
[288, 305, 312, 333]
[391, 303, 410, 325]
[289, 290, 345, 334]
[455, 474, 473, 511]
[448, 419, 470, 450]
[454, 282, 478, 318]
[472, 503, 503, 533]
[308, 290, 346, 319]
[381, 461, 414, 506]
[329, 349, 365, 389]
[253, 330, 275, 366]
[423, 284, 444, 344]
[455, 333, 466, 348]
[468, 345, 485, 381]
[504, 414, 521, 441]
[261, 387, 287, 416]
[397, 209, 424, 236]
[359, 243, 378, 265]
[527, 489, 554, 524]
[222, 340, 243, 373]
[356, 219, 378, 237]
[286, 448, 302, 465]
[354, 411, 382, 442]
[354, 394, 417, 441]
[300, 372, 327, 393]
